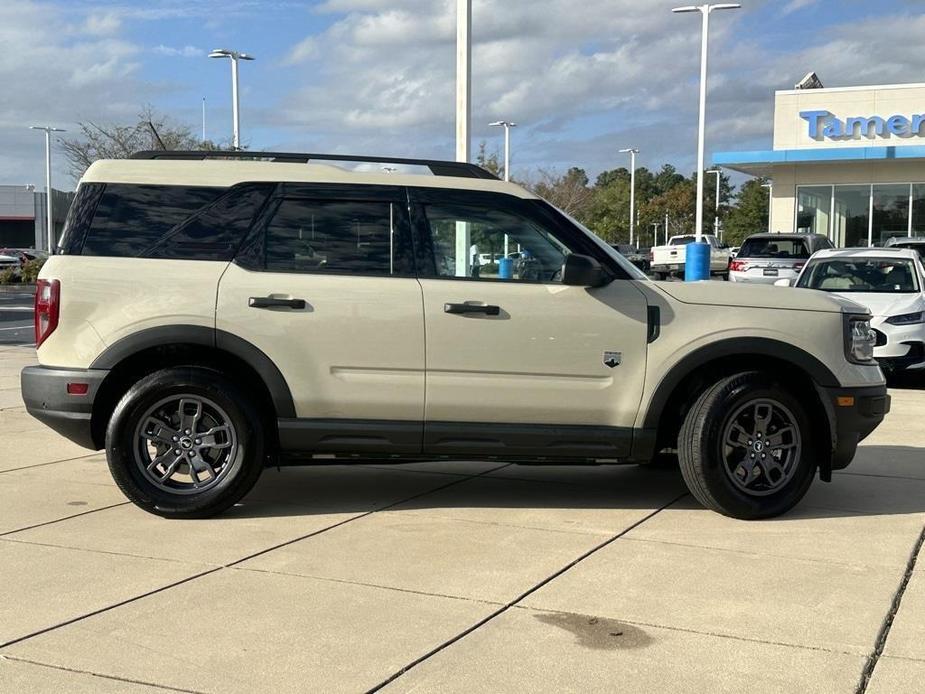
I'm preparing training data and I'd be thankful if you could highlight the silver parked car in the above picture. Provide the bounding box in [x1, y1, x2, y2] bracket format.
[729, 233, 833, 284]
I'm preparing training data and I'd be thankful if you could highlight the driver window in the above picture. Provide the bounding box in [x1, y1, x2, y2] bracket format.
[423, 203, 573, 282]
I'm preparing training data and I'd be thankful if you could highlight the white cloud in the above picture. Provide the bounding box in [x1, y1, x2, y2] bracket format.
[82, 11, 121, 35]
[153, 45, 206, 58]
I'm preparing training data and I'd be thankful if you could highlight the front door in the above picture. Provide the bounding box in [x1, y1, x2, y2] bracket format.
[410, 188, 650, 458]
[217, 183, 425, 454]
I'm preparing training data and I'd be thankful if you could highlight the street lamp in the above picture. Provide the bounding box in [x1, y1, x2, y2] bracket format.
[619, 148, 639, 247]
[489, 121, 517, 182]
[209, 48, 254, 149]
[706, 169, 722, 238]
[29, 126, 66, 253]
[672, 3, 740, 279]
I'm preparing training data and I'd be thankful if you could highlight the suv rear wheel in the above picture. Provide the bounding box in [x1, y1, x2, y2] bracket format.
[105, 367, 265, 518]
[678, 371, 816, 519]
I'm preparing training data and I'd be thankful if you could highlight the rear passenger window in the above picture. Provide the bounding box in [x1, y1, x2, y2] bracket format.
[262, 198, 404, 275]
[80, 185, 224, 257]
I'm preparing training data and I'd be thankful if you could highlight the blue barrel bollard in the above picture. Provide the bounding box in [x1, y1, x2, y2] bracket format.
[498, 257, 514, 279]
[684, 241, 711, 282]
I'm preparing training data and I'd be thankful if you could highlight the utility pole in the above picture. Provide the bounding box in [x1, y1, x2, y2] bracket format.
[209, 49, 254, 149]
[619, 148, 639, 247]
[30, 126, 66, 252]
[455, 0, 472, 277]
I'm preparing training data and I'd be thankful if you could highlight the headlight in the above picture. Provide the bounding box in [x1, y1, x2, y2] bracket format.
[845, 315, 876, 364]
[885, 311, 925, 325]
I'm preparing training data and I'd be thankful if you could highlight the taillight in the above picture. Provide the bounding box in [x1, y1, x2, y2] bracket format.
[34, 279, 60, 348]
[729, 259, 746, 272]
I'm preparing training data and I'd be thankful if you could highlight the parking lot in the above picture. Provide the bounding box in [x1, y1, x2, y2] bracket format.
[0, 340, 921, 693]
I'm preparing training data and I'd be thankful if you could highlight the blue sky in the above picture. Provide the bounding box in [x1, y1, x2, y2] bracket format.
[3, 0, 925, 189]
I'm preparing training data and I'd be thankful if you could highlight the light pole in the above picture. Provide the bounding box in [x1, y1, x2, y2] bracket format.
[673, 3, 740, 279]
[489, 121, 517, 181]
[208, 48, 254, 149]
[455, 0, 472, 277]
[706, 168, 722, 238]
[30, 126, 65, 253]
[619, 148, 639, 247]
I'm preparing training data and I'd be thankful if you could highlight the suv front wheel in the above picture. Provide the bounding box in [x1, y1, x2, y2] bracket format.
[105, 367, 265, 518]
[678, 371, 816, 519]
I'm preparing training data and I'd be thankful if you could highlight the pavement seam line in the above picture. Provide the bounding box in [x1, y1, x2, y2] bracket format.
[618, 535, 902, 572]
[510, 604, 865, 658]
[0, 502, 132, 537]
[856, 522, 925, 694]
[0, 536, 216, 569]
[230, 565, 507, 607]
[0, 654, 208, 694]
[224, 462, 512, 568]
[0, 463, 513, 651]
[0, 567, 224, 650]
[0, 451, 102, 474]
[364, 491, 690, 694]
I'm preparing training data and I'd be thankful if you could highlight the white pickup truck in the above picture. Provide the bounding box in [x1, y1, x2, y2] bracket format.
[650, 234, 731, 280]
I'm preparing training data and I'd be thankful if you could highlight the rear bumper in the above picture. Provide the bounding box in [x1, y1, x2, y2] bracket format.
[817, 384, 890, 473]
[21, 365, 108, 450]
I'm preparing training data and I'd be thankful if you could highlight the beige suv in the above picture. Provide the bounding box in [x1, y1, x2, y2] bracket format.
[22, 151, 889, 520]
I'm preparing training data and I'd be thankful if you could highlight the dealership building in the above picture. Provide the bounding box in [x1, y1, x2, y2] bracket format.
[0, 186, 72, 251]
[715, 81, 925, 247]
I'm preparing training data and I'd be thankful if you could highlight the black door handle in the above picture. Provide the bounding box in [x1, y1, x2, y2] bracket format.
[249, 296, 307, 309]
[444, 302, 501, 316]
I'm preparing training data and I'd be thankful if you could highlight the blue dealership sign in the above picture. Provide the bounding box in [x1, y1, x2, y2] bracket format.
[800, 110, 925, 141]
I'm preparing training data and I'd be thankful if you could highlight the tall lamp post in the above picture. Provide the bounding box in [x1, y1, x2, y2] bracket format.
[29, 126, 66, 253]
[706, 168, 722, 239]
[619, 148, 639, 247]
[489, 120, 517, 181]
[672, 3, 740, 279]
[208, 48, 254, 150]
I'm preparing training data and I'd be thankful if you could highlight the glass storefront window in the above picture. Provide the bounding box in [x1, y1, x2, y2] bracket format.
[796, 186, 832, 236]
[912, 184, 925, 237]
[872, 184, 910, 245]
[833, 185, 870, 247]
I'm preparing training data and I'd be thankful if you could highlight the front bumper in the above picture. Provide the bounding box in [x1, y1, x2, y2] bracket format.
[21, 365, 108, 450]
[816, 383, 890, 474]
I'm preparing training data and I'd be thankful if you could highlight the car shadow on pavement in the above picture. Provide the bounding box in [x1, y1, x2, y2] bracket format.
[227, 445, 925, 521]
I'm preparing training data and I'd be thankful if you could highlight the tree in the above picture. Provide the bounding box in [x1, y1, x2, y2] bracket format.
[521, 167, 594, 220]
[475, 141, 503, 178]
[724, 177, 770, 246]
[60, 106, 227, 179]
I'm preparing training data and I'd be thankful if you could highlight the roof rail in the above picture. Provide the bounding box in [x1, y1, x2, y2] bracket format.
[129, 150, 500, 180]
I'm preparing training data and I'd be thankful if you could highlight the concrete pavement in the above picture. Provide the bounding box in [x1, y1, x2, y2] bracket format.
[1, 344, 923, 693]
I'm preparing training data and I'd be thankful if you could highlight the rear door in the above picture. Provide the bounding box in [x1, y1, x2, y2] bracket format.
[410, 188, 650, 458]
[217, 183, 425, 454]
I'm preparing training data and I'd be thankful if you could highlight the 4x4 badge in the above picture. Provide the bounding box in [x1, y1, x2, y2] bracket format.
[603, 351, 622, 368]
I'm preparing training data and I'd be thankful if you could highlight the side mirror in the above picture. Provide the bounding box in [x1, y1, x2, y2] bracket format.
[562, 253, 607, 287]
[773, 278, 793, 287]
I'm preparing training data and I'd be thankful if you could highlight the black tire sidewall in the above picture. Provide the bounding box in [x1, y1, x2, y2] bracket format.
[682, 373, 816, 519]
[106, 366, 264, 518]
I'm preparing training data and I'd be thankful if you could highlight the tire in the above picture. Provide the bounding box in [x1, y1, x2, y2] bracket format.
[105, 366, 265, 518]
[677, 371, 816, 519]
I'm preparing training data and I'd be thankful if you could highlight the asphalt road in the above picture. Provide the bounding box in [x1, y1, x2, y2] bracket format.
[0, 287, 34, 346]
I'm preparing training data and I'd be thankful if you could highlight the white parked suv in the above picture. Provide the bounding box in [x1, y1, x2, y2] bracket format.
[22, 151, 889, 520]
[787, 247, 925, 373]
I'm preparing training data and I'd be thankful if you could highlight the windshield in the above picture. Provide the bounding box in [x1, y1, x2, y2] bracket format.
[739, 237, 810, 259]
[797, 258, 920, 293]
[552, 207, 648, 280]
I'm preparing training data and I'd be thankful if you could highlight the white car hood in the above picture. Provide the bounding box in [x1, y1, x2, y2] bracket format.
[827, 291, 925, 318]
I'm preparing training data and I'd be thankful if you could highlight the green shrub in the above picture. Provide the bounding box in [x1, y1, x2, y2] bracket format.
[20, 258, 45, 284]
[0, 268, 17, 285]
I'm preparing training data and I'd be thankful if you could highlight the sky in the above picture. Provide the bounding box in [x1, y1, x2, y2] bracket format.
[3, 0, 925, 190]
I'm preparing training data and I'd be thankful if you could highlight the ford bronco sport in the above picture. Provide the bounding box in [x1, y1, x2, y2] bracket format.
[21, 151, 889, 520]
